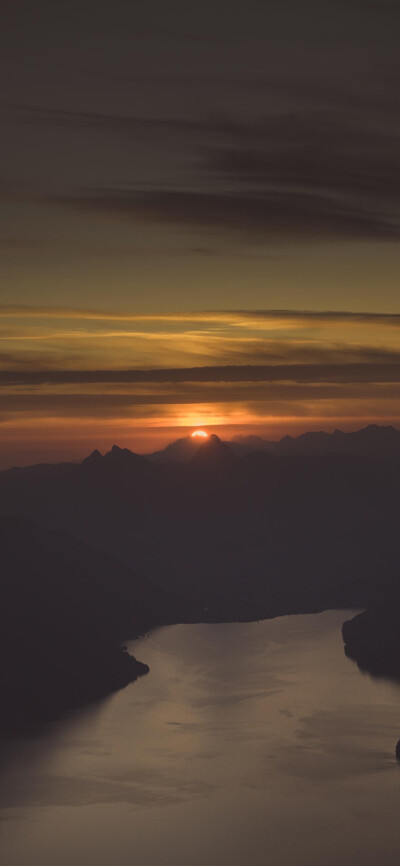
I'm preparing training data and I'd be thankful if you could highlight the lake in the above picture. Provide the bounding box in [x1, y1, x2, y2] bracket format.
[1, 610, 400, 865]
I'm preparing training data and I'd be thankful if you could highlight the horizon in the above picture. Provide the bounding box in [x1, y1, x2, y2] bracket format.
[2, 419, 400, 471]
[2, 304, 400, 468]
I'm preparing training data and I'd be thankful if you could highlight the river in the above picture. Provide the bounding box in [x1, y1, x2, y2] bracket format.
[1, 610, 400, 865]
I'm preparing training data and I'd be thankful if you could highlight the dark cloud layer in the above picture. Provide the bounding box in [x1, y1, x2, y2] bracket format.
[0, 304, 400, 327]
[2, 362, 400, 388]
[41, 102, 400, 241]
[1, 381, 399, 419]
[53, 187, 399, 241]
[0, 101, 206, 138]
[3, 64, 400, 244]
[207, 117, 400, 202]
[3, 306, 400, 325]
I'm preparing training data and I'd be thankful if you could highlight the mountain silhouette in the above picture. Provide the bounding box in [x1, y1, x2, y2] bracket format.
[1, 426, 399, 617]
[0, 513, 188, 732]
[149, 435, 203, 462]
[147, 423, 400, 463]
[2, 424, 400, 728]
[232, 424, 400, 460]
[190, 434, 234, 466]
[84, 444, 148, 469]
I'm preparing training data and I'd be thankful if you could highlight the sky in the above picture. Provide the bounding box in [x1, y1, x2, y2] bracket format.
[1, 0, 400, 466]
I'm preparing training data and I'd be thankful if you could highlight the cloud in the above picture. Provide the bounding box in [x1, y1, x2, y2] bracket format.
[2, 306, 400, 394]
[200, 109, 400, 240]
[2, 306, 400, 430]
[1, 378, 400, 428]
[3, 87, 400, 243]
[1, 361, 400, 388]
[0, 101, 211, 138]
[51, 186, 399, 240]
[207, 131, 400, 203]
[2, 305, 400, 328]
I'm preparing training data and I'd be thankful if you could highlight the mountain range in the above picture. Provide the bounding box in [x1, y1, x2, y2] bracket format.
[1, 427, 399, 606]
[148, 424, 400, 462]
[0, 513, 192, 732]
[2, 424, 400, 729]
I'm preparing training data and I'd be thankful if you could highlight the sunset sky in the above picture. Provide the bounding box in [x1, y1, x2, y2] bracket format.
[1, 1, 400, 467]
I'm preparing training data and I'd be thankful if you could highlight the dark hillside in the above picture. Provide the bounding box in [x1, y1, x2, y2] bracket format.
[0, 514, 182, 732]
[1, 434, 399, 613]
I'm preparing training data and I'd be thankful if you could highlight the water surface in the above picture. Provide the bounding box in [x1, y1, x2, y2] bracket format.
[1, 611, 400, 865]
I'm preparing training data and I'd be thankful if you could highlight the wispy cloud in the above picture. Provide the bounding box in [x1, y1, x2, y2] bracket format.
[2, 306, 400, 376]
[7, 94, 397, 243]
[5, 85, 400, 243]
[50, 187, 400, 241]
[1, 305, 400, 453]
[2, 361, 400, 387]
[2, 306, 400, 327]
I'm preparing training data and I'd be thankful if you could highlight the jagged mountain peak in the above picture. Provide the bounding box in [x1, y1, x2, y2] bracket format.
[82, 444, 148, 467]
[191, 433, 234, 464]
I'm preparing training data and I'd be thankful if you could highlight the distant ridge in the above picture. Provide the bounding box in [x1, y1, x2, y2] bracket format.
[231, 424, 400, 460]
[1, 424, 400, 656]
[84, 444, 148, 467]
[149, 435, 202, 463]
[76, 425, 400, 474]
[190, 433, 234, 466]
[2, 425, 400, 730]
[145, 424, 400, 463]
[1, 425, 399, 475]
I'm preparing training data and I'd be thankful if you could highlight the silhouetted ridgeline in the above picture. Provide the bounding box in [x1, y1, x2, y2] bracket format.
[0, 514, 189, 733]
[1, 427, 400, 728]
[231, 424, 400, 460]
[1, 430, 399, 610]
[151, 425, 400, 462]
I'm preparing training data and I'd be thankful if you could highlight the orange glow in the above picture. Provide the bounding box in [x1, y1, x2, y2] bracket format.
[191, 430, 208, 439]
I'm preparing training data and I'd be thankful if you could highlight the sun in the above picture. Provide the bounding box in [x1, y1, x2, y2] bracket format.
[191, 430, 208, 439]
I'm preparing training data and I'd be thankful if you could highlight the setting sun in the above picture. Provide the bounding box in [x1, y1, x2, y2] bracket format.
[191, 430, 208, 439]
